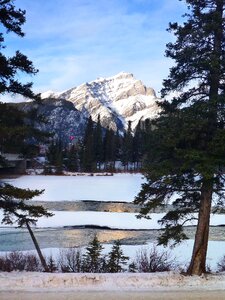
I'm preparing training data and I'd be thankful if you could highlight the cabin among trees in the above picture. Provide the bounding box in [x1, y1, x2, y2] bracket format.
[0, 153, 28, 175]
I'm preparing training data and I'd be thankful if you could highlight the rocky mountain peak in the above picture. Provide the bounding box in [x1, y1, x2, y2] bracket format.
[41, 72, 160, 132]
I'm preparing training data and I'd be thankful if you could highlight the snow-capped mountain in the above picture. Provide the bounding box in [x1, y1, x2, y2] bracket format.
[41, 72, 160, 131]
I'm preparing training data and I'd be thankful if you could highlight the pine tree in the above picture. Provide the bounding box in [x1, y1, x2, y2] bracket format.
[81, 116, 95, 171]
[93, 115, 103, 170]
[103, 127, 116, 170]
[0, 0, 38, 98]
[121, 121, 133, 170]
[0, 0, 52, 271]
[0, 184, 53, 271]
[46, 139, 64, 174]
[135, 0, 225, 275]
[107, 241, 129, 273]
[65, 144, 79, 172]
[82, 236, 104, 273]
[132, 120, 144, 170]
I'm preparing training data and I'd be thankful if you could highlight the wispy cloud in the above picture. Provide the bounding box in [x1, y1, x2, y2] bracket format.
[4, 0, 186, 100]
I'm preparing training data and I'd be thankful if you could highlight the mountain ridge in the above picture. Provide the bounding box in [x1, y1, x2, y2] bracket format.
[41, 72, 160, 132]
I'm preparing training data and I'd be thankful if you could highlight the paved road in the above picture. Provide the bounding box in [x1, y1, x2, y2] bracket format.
[1, 290, 225, 300]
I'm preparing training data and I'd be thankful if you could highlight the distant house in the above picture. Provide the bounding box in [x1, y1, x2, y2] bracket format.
[0, 153, 27, 175]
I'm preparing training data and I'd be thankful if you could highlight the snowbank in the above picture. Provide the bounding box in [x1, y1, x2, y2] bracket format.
[0, 272, 225, 292]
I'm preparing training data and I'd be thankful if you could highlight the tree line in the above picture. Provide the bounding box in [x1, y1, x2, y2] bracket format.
[45, 116, 152, 173]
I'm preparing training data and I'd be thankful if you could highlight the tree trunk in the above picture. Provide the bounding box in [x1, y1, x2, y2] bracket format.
[26, 221, 49, 272]
[187, 179, 213, 275]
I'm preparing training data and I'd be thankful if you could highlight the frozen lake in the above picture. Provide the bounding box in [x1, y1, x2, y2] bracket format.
[1, 173, 225, 269]
[5, 174, 144, 202]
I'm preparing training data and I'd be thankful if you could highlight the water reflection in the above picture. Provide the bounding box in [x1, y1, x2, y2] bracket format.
[0, 226, 224, 252]
[0, 228, 159, 252]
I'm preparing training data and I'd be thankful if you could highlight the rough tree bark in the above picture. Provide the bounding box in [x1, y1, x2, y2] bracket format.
[187, 179, 213, 275]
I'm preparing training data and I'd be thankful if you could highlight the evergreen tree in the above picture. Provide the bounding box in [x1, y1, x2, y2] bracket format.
[103, 127, 116, 170]
[0, 0, 52, 271]
[81, 116, 95, 171]
[46, 139, 64, 174]
[132, 120, 144, 169]
[121, 121, 133, 170]
[0, 184, 52, 271]
[107, 241, 129, 273]
[65, 144, 79, 172]
[0, 0, 38, 98]
[82, 235, 104, 273]
[93, 115, 103, 170]
[135, 0, 225, 275]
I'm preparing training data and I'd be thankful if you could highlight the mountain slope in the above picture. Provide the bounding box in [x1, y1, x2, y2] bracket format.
[17, 98, 87, 142]
[41, 72, 160, 131]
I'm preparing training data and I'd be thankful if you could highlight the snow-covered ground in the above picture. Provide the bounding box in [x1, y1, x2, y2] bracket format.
[5, 174, 144, 202]
[0, 271, 225, 292]
[26, 238, 224, 271]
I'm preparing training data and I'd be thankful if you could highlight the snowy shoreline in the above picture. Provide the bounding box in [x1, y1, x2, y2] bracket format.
[0, 272, 225, 292]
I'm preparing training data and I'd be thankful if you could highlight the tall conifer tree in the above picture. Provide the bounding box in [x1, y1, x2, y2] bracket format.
[135, 0, 225, 275]
[0, 0, 52, 271]
[82, 116, 95, 171]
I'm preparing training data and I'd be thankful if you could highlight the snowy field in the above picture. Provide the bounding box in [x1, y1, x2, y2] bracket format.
[5, 174, 144, 202]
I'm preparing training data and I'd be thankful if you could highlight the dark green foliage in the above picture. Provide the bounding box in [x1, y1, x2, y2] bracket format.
[128, 262, 137, 273]
[132, 121, 144, 166]
[0, 183, 52, 227]
[64, 144, 79, 172]
[121, 121, 133, 169]
[82, 235, 104, 273]
[94, 115, 103, 169]
[81, 116, 95, 171]
[135, 0, 225, 275]
[107, 240, 129, 273]
[103, 127, 117, 170]
[0, 183, 53, 272]
[0, 102, 48, 157]
[0, 0, 52, 272]
[46, 139, 64, 174]
[47, 255, 57, 273]
[0, 0, 38, 98]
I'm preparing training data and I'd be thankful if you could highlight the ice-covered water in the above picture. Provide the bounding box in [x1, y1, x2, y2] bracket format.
[5, 174, 144, 202]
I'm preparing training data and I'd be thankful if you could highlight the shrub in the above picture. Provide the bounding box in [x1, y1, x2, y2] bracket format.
[0, 251, 41, 272]
[217, 255, 225, 272]
[58, 247, 83, 273]
[132, 246, 177, 273]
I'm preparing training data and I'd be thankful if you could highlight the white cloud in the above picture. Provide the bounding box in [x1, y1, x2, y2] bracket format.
[5, 0, 186, 99]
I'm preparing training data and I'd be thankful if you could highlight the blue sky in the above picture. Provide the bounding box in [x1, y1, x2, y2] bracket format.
[3, 0, 186, 99]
